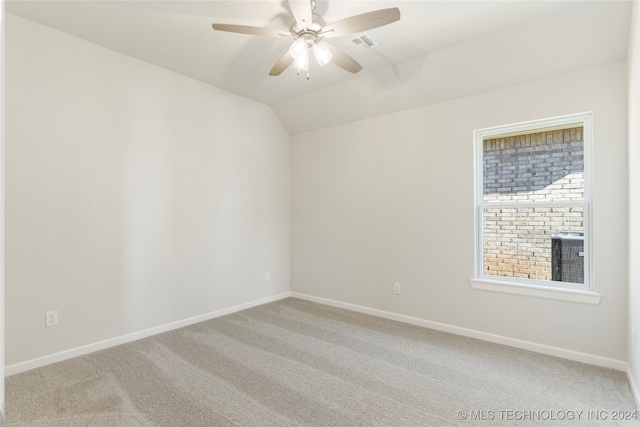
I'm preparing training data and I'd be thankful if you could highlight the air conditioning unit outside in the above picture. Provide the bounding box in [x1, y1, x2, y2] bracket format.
[551, 232, 584, 284]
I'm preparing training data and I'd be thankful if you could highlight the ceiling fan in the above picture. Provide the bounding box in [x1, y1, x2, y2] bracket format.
[211, 0, 400, 78]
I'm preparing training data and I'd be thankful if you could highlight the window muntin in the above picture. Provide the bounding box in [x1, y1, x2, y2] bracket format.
[475, 114, 592, 291]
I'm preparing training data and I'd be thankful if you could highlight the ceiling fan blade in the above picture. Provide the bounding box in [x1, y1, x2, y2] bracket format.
[321, 8, 401, 38]
[324, 44, 362, 74]
[212, 23, 290, 38]
[269, 51, 295, 76]
[288, 0, 313, 28]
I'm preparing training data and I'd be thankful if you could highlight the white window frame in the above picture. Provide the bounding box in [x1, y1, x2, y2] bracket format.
[470, 112, 601, 305]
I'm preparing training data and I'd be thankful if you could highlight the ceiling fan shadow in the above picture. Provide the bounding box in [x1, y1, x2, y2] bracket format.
[365, 54, 427, 89]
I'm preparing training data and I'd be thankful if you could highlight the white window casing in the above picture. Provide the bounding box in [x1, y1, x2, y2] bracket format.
[471, 112, 601, 305]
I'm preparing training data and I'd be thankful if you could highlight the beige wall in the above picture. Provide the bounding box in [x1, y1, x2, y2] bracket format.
[5, 14, 291, 366]
[292, 61, 628, 360]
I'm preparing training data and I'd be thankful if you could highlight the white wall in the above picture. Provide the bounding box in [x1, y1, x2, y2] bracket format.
[1, 0, 5, 419]
[628, 0, 640, 399]
[292, 61, 628, 361]
[4, 14, 290, 366]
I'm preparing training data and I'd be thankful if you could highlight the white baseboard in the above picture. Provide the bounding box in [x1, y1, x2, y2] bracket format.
[627, 364, 640, 410]
[290, 292, 627, 372]
[5, 292, 291, 377]
[6, 291, 627, 377]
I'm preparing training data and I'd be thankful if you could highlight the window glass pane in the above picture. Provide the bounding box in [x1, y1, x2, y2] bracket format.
[483, 207, 584, 284]
[483, 127, 584, 203]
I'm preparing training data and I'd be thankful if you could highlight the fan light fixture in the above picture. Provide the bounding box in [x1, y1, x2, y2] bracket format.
[289, 37, 306, 59]
[211, 0, 401, 78]
[293, 47, 309, 72]
[288, 37, 333, 78]
[312, 42, 333, 66]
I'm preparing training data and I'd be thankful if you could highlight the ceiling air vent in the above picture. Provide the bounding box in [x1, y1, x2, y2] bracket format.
[343, 33, 379, 53]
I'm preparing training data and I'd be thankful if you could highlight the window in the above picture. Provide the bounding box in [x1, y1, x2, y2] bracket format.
[471, 113, 600, 304]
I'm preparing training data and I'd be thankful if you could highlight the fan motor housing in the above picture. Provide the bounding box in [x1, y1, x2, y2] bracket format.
[289, 13, 325, 39]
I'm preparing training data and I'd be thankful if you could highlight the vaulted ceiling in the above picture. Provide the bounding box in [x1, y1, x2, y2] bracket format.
[6, 1, 632, 134]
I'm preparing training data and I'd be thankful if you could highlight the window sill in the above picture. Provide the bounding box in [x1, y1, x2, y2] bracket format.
[470, 278, 601, 305]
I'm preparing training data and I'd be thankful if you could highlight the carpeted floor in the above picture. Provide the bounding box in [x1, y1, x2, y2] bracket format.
[5, 298, 639, 426]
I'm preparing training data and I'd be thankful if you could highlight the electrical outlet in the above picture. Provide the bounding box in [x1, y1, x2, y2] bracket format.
[266, 272, 271, 281]
[394, 283, 401, 294]
[45, 310, 58, 327]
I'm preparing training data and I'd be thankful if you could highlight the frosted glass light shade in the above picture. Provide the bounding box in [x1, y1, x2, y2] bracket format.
[289, 37, 306, 59]
[294, 48, 309, 71]
[313, 42, 333, 66]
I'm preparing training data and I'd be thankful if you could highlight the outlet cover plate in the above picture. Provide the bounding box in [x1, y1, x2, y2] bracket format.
[45, 310, 58, 327]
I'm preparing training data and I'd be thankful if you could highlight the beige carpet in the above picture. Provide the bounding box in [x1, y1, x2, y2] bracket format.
[5, 298, 639, 426]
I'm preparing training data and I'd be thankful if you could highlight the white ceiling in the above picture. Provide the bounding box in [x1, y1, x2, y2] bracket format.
[6, 1, 632, 133]
[6, 0, 607, 105]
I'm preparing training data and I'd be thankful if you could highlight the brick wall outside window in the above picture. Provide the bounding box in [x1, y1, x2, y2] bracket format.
[483, 127, 584, 281]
